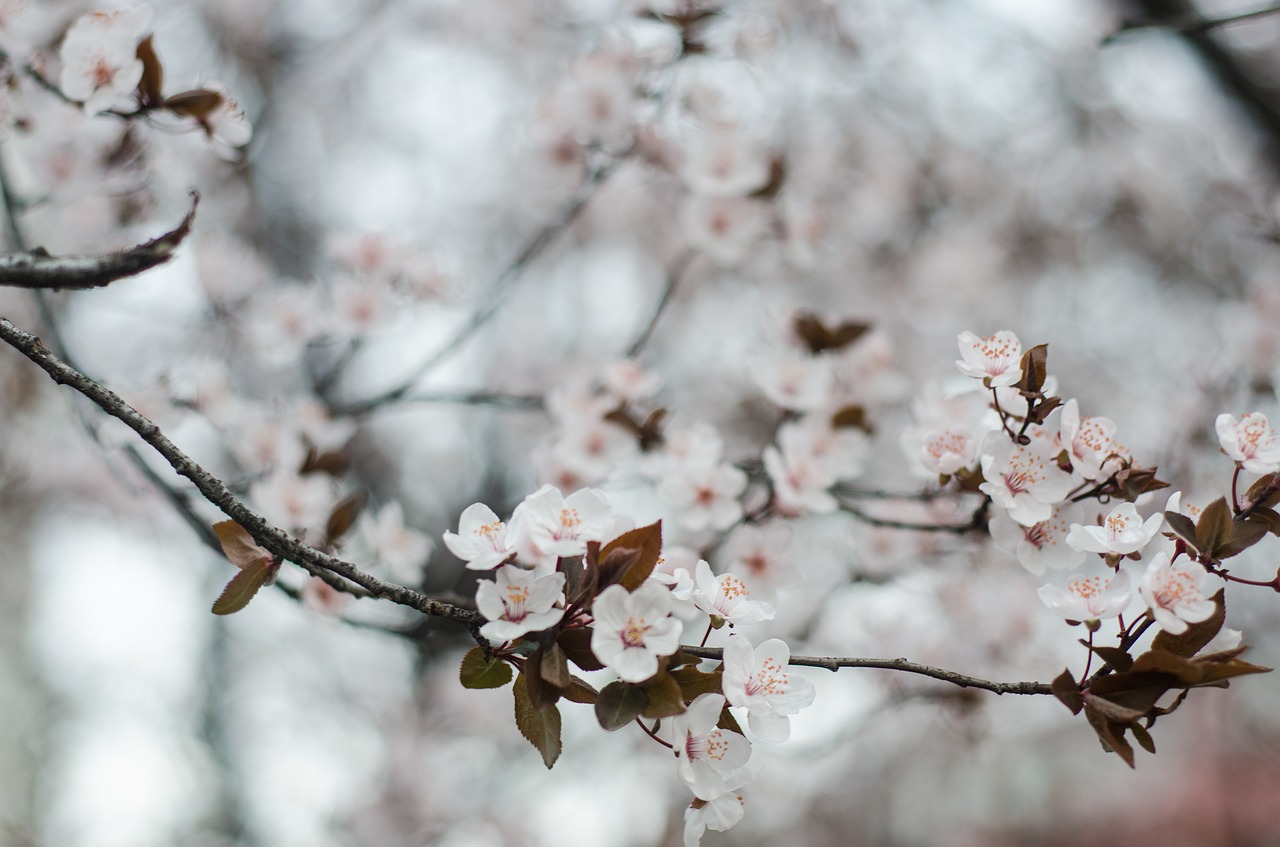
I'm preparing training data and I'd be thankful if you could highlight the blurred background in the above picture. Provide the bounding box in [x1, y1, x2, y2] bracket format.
[3, 0, 1280, 844]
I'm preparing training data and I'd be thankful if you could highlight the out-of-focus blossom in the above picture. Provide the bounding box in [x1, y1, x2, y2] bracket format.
[362, 501, 432, 584]
[720, 522, 795, 596]
[590, 582, 683, 682]
[989, 503, 1085, 575]
[681, 194, 771, 266]
[659, 462, 747, 532]
[916, 426, 977, 476]
[59, 7, 151, 115]
[1215, 412, 1280, 474]
[750, 348, 834, 412]
[1066, 502, 1163, 557]
[196, 81, 252, 148]
[721, 634, 814, 742]
[955, 330, 1022, 388]
[683, 767, 753, 847]
[681, 127, 771, 197]
[476, 566, 565, 642]
[1037, 569, 1131, 623]
[601, 358, 662, 404]
[249, 469, 334, 538]
[1138, 551, 1216, 635]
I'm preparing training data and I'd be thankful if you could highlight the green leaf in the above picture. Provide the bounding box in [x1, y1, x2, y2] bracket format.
[641, 672, 687, 719]
[211, 558, 278, 615]
[459, 647, 513, 690]
[594, 681, 648, 731]
[514, 672, 562, 768]
[1195, 497, 1232, 560]
[1050, 668, 1082, 715]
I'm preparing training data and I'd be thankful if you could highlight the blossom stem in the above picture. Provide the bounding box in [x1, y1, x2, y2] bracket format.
[1231, 465, 1242, 514]
[634, 718, 674, 749]
[1082, 630, 1095, 680]
[699, 622, 713, 648]
[1208, 566, 1280, 591]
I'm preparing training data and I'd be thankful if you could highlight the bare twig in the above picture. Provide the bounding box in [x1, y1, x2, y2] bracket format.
[388, 389, 546, 410]
[837, 498, 990, 534]
[679, 645, 1052, 696]
[0, 314, 485, 635]
[0, 194, 199, 290]
[336, 151, 633, 415]
[626, 249, 696, 358]
[1108, 2, 1280, 41]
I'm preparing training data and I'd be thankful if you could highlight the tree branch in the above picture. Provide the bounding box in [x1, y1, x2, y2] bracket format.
[679, 645, 1053, 696]
[0, 194, 199, 290]
[0, 313, 485, 635]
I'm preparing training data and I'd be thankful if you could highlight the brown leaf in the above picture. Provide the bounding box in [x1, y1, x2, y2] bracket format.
[514, 672, 562, 768]
[212, 520, 272, 569]
[1083, 704, 1135, 768]
[136, 35, 164, 106]
[1153, 590, 1224, 658]
[163, 88, 223, 119]
[594, 681, 647, 731]
[1050, 668, 1083, 714]
[597, 521, 664, 592]
[324, 489, 368, 545]
[641, 671, 687, 719]
[1017, 344, 1048, 394]
[792, 312, 870, 354]
[211, 558, 279, 615]
[1195, 497, 1232, 560]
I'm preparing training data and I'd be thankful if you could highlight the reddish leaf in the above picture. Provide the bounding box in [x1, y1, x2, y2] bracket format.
[560, 675, 600, 705]
[558, 627, 605, 671]
[1050, 668, 1082, 715]
[598, 521, 664, 592]
[1130, 722, 1157, 755]
[1083, 704, 1135, 768]
[641, 671, 687, 719]
[1195, 497, 1232, 560]
[324, 488, 368, 545]
[1153, 590, 1224, 658]
[211, 558, 278, 615]
[212, 520, 271, 569]
[540, 643, 571, 690]
[1163, 511, 1198, 550]
[1017, 344, 1048, 394]
[1218, 517, 1270, 559]
[595, 681, 647, 731]
[135, 35, 164, 106]
[163, 88, 222, 119]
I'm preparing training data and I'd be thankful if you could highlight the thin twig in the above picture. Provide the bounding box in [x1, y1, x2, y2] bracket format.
[388, 390, 546, 411]
[679, 645, 1052, 696]
[837, 498, 990, 534]
[336, 151, 633, 415]
[626, 249, 695, 358]
[0, 314, 485, 635]
[1107, 2, 1280, 41]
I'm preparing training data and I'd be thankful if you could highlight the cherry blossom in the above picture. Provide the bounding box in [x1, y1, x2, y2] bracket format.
[600, 358, 662, 404]
[955, 330, 1022, 388]
[680, 126, 771, 197]
[248, 470, 335, 538]
[764, 415, 868, 516]
[197, 81, 252, 148]
[978, 435, 1072, 526]
[721, 634, 815, 743]
[719, 522, 795, 597]
[988, 503, 1086, 575]
[688, 560, 774, 626]
[476, 566, 566, 642]
[916, 425, 977, 476]
[658, 462, 747, 532]
[1066, 502, 1164, 557]
[668, 693, 752, 800]
[442, 503, 513, 571]
[1059, 399, 1118, 481]
[506, 484, 613, 560]
[1037, 569, 1131, 623]
[58, 7, 151, 115]
[1215, 412, 1280, 474]
[680, 194, 771, 266]
[750, 348, 834, 412]
[1138, 551, 1216, 635]
[361, 501, 432, 584]
[683, 766, 753, 847]
[590, 582, 683, 682]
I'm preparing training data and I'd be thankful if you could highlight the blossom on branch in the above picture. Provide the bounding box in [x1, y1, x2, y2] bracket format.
[978, 435, 1072, 526]
[476, 566, 566, 642]
[590, 582, 683, 682]
[1037, 569, 1131, 623]
[1138, 551, 1216, 635]
[507, 484, 614, 561]
[989, 503, 1085, 575]
[1215, 412, 1280, 474]
[443, 503, 513, 571]
[1059, 399, 1118, 481]
[687, 560, 774, 626]
[1066, 502, 1163, 557]
[668, 693, 752, 800]
[59, 7, 151, 115]
[955, 330, 1022, 388]
[721, 633, 814, 742]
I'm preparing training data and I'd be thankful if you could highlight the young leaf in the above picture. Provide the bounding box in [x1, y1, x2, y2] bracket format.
[1195, 497, 1232, 560]
[1162, 511, 1198, 551]
[641, 671, 687, 719]
[1017, 344, 1048, 394]
[514, 672, 562, 768]
[540, 642, 572, 690]
[1050, 668, 1082, 715]
[672, 664, 724, 702]
[1085, 644, 1134, 673]
[557, 627, 606, 671]
[212, 558, 279, 615]
[163, 88, 223, 119]
[212, 520, 272, 569]
[136, 35, 164, 107]
[1083, 704, 1135, 768]
[1244, 473, 1280, 512]
[324, 488, 368, 545]
[594, 681, 648, 731]
[1129, 722, 1157, 755]
[459, 646, 513, 690]
[597, 521, 663, 592]
[1217, 516, 1270, 559]
[560, 675, 600, 705]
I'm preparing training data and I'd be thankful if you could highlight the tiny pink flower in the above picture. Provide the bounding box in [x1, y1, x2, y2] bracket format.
[659, 463, 748, 532]
[59, 7, 152, 115]
[1216, 412, 1280, 474]
[955, 330, 1022, 388]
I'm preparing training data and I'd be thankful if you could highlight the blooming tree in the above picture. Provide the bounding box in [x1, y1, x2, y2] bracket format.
[5, 2, 1280, 845]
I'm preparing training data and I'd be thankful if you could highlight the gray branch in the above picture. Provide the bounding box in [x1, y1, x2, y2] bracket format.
[0, 194, 199, 290]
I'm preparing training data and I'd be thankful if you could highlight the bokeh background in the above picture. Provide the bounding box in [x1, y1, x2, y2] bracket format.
[3, 0, 1280, 845]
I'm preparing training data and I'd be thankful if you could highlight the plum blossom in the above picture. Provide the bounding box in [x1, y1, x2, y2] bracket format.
[1165, 491, 1203, 521]
[1066, 502, 1164, 557]
[989, 503, 1085, 575]
[978, 435, 1072, 526]
[59, 7, 152, 115]
[1216, 412, 1280, 474]
[249, 470, 334, 538]
[506, 484, 613, 560]
[916, 426, 977, 476]
[196, 81, 252, 148]
[668, 693, 752, 800]
[361, 501, 432, 583]
[1037, 569, 1131, 623]
[750, 348, 834, 412]
[764, 415, 868, 516]
[476, 566, 566, 642]
[590, 582, 683, 682]
[721, 634, 814, 743]
[1059, 399, 1118, 480]
[659, 462, 747, 532]
[681, 127, 772, 197]
[1138, 551, 1216, 635]
[443, 503, 513, 571]
[955, 330, 1022, 388]
[688, 560, 774, 626]
[683, 768, 752, 847]
[681, 194, 771, 266]
[600, 358, 662, 404]
[720, 522, 795, 597]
